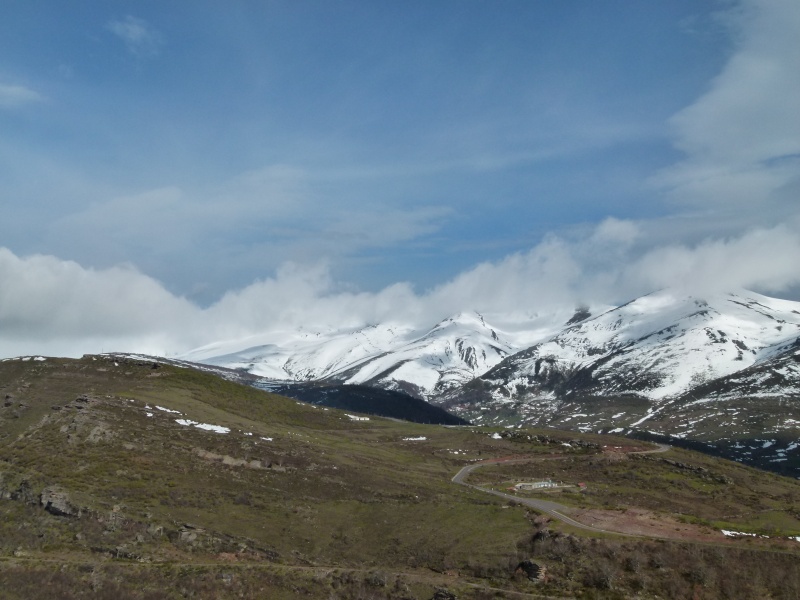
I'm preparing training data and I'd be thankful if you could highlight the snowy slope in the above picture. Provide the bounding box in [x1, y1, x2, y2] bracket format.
[185, 290, 800, 404]
[432, 290, 800, 476]
[327, 312, 519, 397]
[478, 290, 800, 402]
[183, 308, 590, 399]
[182, 322, 416, 381]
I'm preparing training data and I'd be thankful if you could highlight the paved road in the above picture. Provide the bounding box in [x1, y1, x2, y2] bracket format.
[630, 443, 671, 455]
[452, 443, 671, 536]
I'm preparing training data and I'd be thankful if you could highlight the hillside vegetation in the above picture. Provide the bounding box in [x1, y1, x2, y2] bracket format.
[1, 355, 799, 599]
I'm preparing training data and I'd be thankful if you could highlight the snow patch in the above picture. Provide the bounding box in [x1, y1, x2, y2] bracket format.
[175, 419, 230, 434]
[721, 530, 764, 538]
[345, 414, 370, 421]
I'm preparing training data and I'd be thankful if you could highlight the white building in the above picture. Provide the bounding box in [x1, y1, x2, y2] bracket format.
[514, 479, 558, 491]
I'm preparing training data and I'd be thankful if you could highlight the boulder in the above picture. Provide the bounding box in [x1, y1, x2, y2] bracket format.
[40, 486, 79, 517]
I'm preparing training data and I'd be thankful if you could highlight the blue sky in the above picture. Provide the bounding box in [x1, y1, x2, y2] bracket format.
[1, 1, 799, 356]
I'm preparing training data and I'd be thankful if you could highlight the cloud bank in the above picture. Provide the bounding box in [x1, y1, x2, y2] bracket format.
[3, 218, 799, 358]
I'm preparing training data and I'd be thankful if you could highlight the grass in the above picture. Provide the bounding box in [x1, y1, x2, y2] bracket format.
[465, 447, 800, 535]
[1, 357, 534, 566]
[0, 559, 485, 600]
[2, 354, 800, 598]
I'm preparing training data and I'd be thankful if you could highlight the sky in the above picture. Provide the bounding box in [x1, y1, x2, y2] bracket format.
[1, 0, 799, 358]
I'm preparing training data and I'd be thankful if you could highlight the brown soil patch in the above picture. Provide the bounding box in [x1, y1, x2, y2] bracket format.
[566, 507, 721, 541]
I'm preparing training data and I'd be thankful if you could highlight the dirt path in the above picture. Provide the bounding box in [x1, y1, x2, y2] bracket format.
[452, 461, 639, 537]
[451, 442, 693, 540]
[453, 442, 780, 543]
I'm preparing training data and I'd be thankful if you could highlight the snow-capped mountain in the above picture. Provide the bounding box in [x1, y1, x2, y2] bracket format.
[636, 339, 800, 472]
[183, 289, 800, 475]
[183, 321, 416, 381]
[436, 290, 800, 476]
[472, 290, 800, 403]
[323, 312, 538, 398]
[182, 308, 588, 399]
[185, 290, 800, 408]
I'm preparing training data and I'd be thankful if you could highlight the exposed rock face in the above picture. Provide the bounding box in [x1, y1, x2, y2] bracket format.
[86, 422, 114, 443]
[179, 530, 199, 543]
[516, 559, 547, 581]
[40, 486, 79, 517]
[178, 524, 206, 545]
[146, 523, 164, 538]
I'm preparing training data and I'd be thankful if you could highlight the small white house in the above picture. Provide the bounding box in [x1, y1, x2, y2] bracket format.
[514, 479, 557, 491]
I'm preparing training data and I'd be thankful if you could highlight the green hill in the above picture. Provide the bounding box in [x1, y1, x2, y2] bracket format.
[1, 355, 799, 599]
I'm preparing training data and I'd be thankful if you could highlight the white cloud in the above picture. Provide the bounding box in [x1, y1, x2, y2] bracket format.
[425, 219, 800, 316]
[655, 0, 800, 209]
[0, 248, 201, 357]
[0, 83, 43, 109]
[588, 217, 640, 247]
[4, 217, 799, 358]
[427, 235, 583, 315]
[622, 223, 800, 297]
[207, 263, 422, 338]
[107, 16, 163, 58]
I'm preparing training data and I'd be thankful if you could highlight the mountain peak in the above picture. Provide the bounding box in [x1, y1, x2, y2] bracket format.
[184, 288, 800, 406]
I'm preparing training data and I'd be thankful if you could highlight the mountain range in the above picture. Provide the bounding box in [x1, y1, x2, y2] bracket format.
[184, 289, 800, 476]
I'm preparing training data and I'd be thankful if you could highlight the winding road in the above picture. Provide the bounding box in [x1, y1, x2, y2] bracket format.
[452, 443, 671, 536]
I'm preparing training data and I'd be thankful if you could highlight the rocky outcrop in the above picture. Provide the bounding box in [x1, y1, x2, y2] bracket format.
[515, 559, 547, 581]
[193, 447, 289, 471]
[40, 485, 80, 517]
[636, 455, 734, 484]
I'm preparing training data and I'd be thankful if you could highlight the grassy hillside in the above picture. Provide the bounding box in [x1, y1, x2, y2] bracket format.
[1, 355, 799, 599]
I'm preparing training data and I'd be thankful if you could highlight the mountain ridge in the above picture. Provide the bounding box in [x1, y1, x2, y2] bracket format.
[183, 288, 800, 475]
